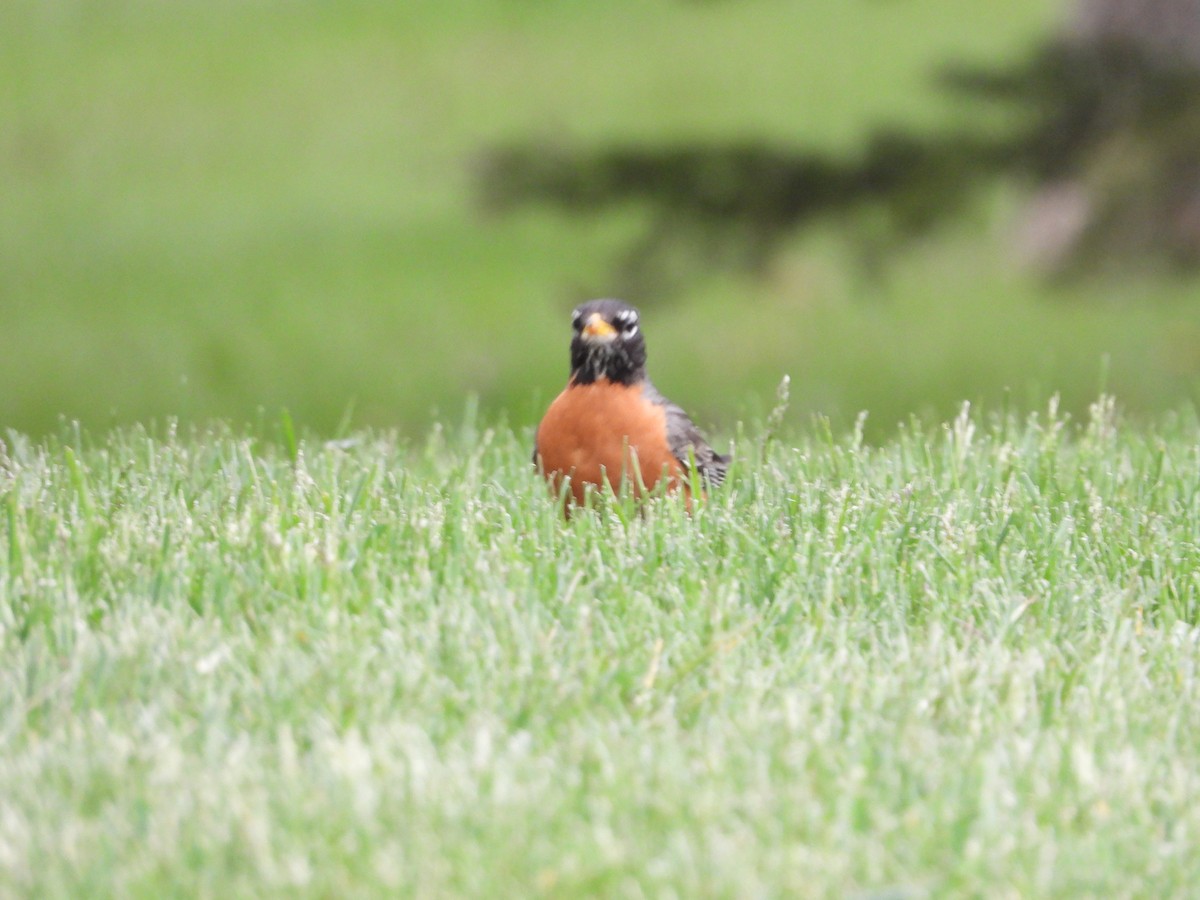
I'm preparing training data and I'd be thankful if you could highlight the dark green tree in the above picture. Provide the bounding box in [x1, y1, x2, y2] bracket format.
[479, 0, 1200, 293]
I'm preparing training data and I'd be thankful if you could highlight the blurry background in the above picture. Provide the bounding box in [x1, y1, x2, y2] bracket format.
[3, 0, 1199, 440]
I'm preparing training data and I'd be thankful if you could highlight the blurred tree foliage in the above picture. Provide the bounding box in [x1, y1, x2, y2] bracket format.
[479, 0, 1200, 293]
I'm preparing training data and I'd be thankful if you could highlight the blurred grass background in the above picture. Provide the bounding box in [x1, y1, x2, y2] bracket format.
[3, 0, 1198, 440]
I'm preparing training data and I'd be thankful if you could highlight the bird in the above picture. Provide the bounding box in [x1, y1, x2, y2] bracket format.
[533, 298, 730, 507]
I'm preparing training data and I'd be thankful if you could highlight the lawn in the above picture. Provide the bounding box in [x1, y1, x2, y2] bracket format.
[2, 401, 1198, 896]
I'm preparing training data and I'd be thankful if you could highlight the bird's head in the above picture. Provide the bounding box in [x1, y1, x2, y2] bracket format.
[568, 299, 647, 385]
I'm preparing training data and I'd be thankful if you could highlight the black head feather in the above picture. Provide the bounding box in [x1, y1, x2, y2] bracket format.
[568, 299, 647, 385]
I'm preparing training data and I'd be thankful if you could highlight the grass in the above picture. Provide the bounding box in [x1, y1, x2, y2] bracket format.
[16, 0, 1200, 441]
[2, 400, 1199, 896]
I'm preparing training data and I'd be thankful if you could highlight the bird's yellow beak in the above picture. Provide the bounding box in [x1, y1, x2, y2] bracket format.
[582, 313, 617, 340]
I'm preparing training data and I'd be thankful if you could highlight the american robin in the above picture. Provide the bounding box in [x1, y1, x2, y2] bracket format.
[534, 299, 730, 506]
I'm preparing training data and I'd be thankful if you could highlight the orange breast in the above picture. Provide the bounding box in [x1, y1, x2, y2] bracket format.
[535, 380, 684, 505]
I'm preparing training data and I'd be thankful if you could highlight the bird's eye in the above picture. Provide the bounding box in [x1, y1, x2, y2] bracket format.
[570, 310, 583, 331]
[616, 310, 639, 335]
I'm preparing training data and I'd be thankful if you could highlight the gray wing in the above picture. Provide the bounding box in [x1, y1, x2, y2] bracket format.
[645, 381, 731, 487]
